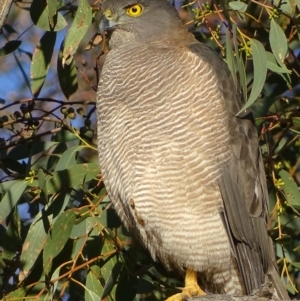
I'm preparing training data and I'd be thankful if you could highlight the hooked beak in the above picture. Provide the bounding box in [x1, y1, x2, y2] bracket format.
[99, 9, 118, 34]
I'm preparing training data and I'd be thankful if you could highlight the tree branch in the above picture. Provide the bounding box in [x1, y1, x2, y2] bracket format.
[186, 295, 285, 301]
[0, 0, 13, 30]
[185, 284, 289, 301]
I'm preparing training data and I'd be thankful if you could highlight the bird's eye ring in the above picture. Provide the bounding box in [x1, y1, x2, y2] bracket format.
[126, 4, 144, 17]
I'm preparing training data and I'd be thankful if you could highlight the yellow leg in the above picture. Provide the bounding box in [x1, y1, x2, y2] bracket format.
[166, 269, 206, 301]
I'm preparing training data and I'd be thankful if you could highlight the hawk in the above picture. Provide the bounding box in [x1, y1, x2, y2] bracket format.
[96, 0, 289, 300]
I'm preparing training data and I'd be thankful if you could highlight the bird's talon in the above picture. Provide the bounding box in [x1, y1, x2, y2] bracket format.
[166, 283, 206, 301]
[183, 284, 206, 296]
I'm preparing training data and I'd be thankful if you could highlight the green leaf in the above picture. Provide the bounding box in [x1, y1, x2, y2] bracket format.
[50, 266, 61, 295]
[101, 261, 123, 299]
[229, 1, 247, 22]
[290, 261, 300, 269]
[292, 117, 300, 130]
[279, 169, 300, 209]
[62, 0, 92, 65]
[232, 24, 247, 103]
[270, 19, 288, 66]
[99, 208, 122, 229]
[0, 224, 6, 246]
[0, 180, 27, 223]
[137, 278, 154, 294]
[72, 237, 86, 259]
[295, 0, 300, 10]
[0, 180, 21, 194]
[31, 31, 56, 97]
[52, 129, 79, 142]
[55, 145, 86, 171]
[47, 191, 71, 222]
[2, 24, 18, 34]
[276, 0, 294, 15]
[7, 141, 58, 160]
[266, 51, 290, 73]
[70, 216, 104, 239]
[46, 163, 100, 194]
[116, 268, 137, 301]
[236, 50, 247, 104]
[43, 209, 76, 275]
[286, 283, 296, 295]
[57, 39, 78, 99]
[47, 0, 58, 29]
[2, 208, 21, 261]
[85, 289, 102, 301]
[274, 138, 286, 154]
[0, 40, 22, 56]
[276, 234, 292, 245]
[0, 158, 26, 174]
[19, 209, 49, 281]
[229, 1, 247, 11]
[225, 29, 237, 87]
[85, 271, 103, 300]
[290, 128, 300, 135]
[38, 168, 48, 203]
[30, 0, 67, 31]
[3, 287, 28, 299]
[238, 39, 267, 113]
[47, 142, 67, 170]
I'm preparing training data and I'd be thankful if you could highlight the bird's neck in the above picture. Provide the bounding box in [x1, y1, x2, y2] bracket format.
[108, 28, 195, 50]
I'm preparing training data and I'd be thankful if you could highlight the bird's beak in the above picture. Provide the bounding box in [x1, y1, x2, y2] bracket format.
[99, 9, 118, 34]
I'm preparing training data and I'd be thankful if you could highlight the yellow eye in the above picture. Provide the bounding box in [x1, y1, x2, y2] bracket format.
[126, 4, 143, 17]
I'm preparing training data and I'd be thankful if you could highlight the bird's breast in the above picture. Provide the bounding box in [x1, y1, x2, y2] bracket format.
[97, 44, 233, 272]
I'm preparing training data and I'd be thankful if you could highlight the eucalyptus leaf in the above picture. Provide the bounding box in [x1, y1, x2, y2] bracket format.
[46, 163, 100, 194]
[55, 145, 86, 171]
[101, 261, 123, 299]
[57, 39, 78, 99]
[279, 170, 300, 209]
[0, 40, 22, 56]
[85, 289, 102, 301]
[62, 0, 92, 65]
[225, 29, 236, 87]
[270, 19, 288, 66]
[43, 210, 76, 275]
[229, 1, 247, 12]
[0, 180, 27, 223]
[7, 141, 58, 160]
[296, 0, 300, 11]
[31, 31, 56, 97]
[266, 51, 290, 73]
[238, 39, 267, 113]
[30, 0, 67, 31]
[85, 271, 103, 300]
[19, 209, 49, 281]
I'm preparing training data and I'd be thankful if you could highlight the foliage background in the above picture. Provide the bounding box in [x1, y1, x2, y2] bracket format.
[0, 0, 300, 300]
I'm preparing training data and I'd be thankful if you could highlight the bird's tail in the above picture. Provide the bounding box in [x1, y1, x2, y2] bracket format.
[268, 266, 290, 300]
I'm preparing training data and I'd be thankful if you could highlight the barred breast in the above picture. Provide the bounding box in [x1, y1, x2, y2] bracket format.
[97, 42, 244, 294]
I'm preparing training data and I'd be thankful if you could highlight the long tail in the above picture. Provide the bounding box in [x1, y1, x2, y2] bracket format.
[268, 266, 289, 300]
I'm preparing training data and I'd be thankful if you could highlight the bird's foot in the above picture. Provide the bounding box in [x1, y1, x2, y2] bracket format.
[165, 283, 206, 301]
[166, 269, 206, 301]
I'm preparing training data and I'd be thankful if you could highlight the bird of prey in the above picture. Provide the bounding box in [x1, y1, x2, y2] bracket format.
[96, 0, 289, 300]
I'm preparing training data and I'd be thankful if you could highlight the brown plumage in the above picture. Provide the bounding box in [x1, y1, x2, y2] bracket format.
[96, 0, 289, 299]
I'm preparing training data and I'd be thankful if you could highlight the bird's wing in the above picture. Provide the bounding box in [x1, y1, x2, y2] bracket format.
[188, 42, 288, 299]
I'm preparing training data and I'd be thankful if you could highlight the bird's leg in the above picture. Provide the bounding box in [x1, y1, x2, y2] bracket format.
[166, 269, 206, 301]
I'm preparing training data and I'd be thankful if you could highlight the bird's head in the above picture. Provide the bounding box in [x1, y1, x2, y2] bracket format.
[99, 0, 186, 48]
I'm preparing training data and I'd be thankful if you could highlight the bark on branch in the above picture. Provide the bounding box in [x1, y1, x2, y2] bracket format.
[186, 295, 288, 301]
[185, 284, 289, 301]
[0, 0, 14, 30]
